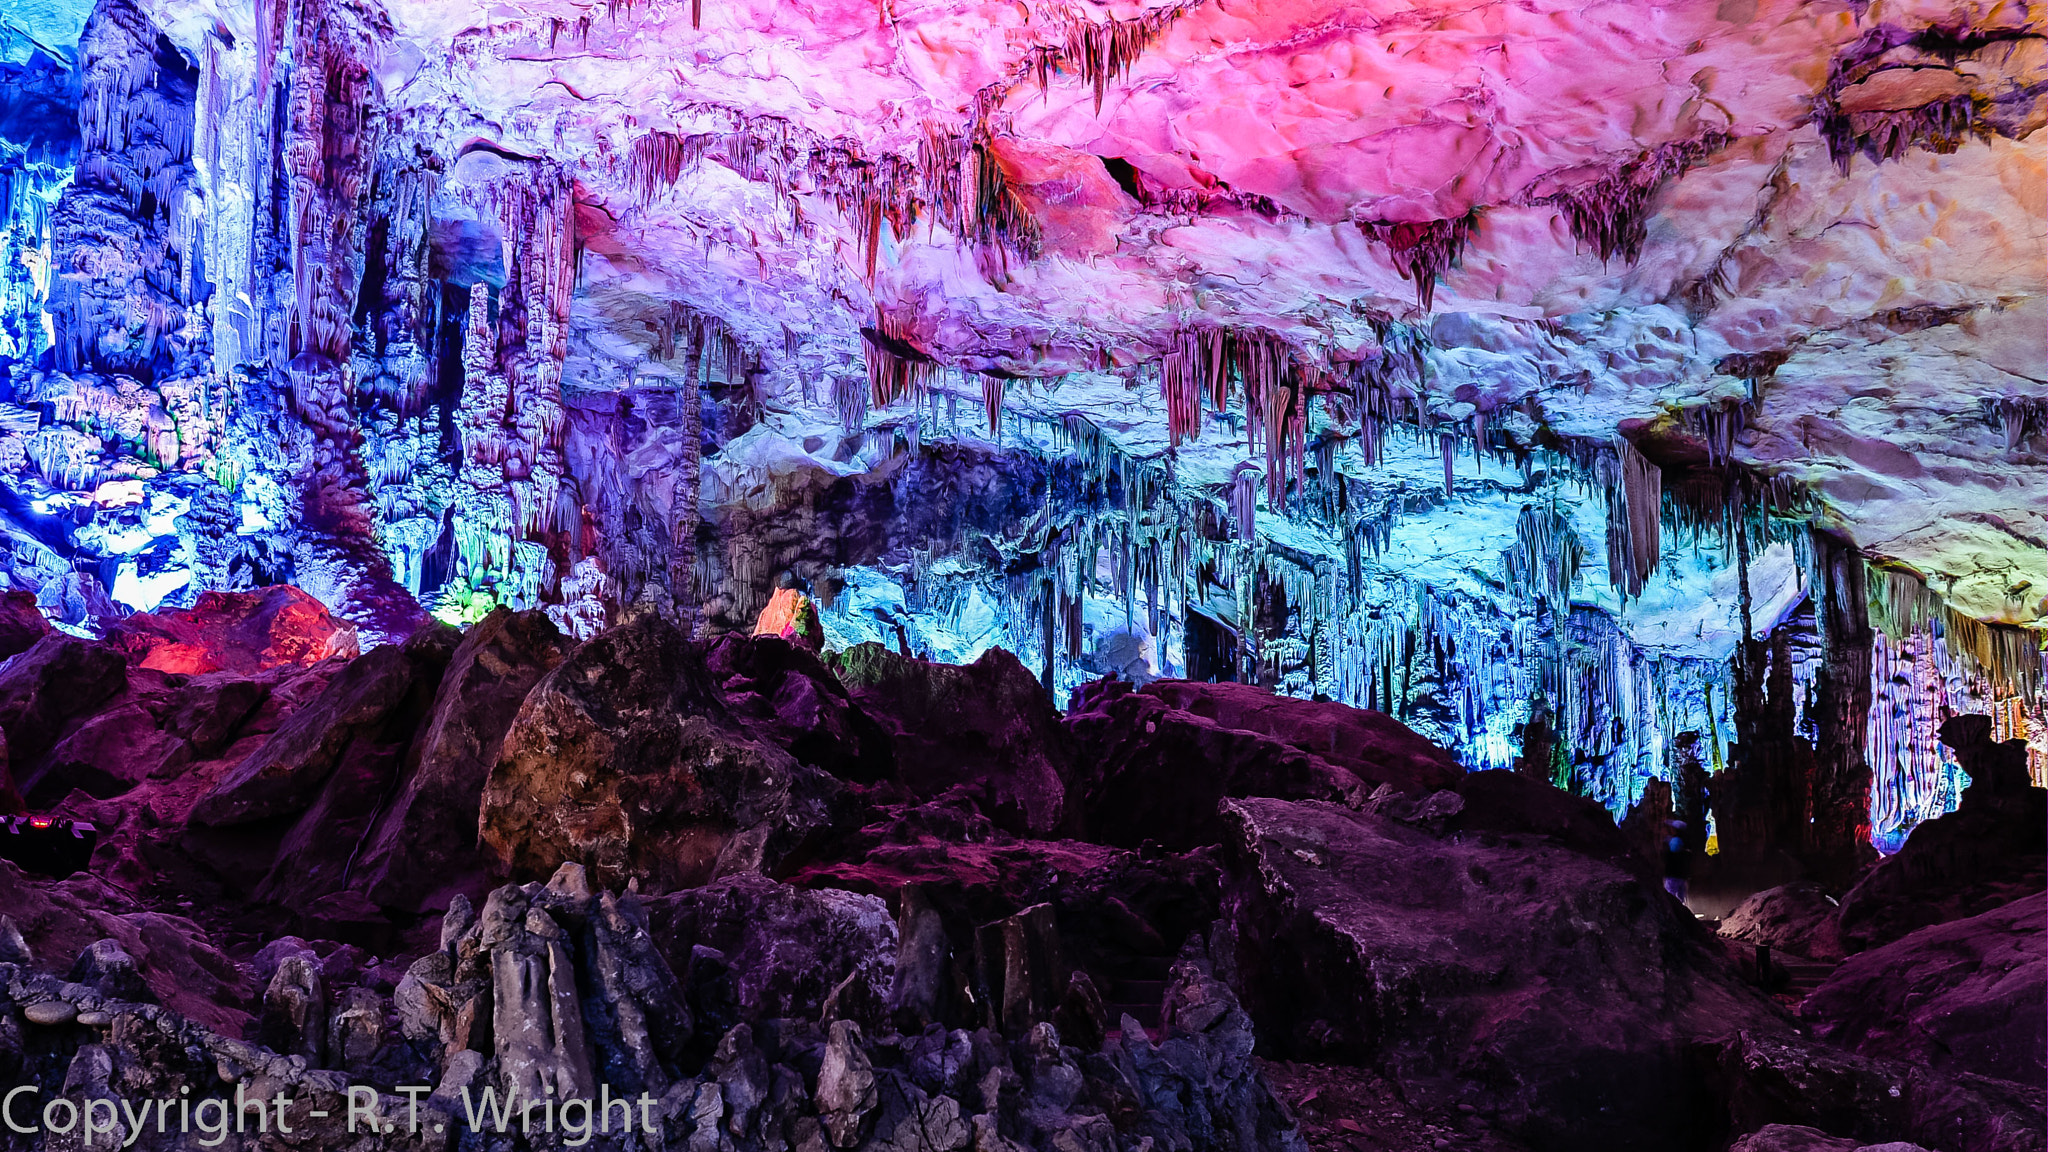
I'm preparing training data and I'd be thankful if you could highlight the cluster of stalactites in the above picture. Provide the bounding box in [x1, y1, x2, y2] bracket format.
[1356, 216, 1476, 311]
[861, 312, 934, 409]
[1034, 0, 1197, 114]
[1502, 503, 1583, 611]
[617, 107, 1039, 287]
[1546, 131, 1729, 266]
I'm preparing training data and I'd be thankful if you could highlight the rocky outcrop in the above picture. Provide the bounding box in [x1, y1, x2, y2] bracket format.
[708, 634, 894, 783]
[1215, 795, 1785, 1151]
[0, 634, 126, 769]
[350, 608, 573, 913]
[0, 859, 253, 1033]
[1836, 786, 2045, 954]
[833, 643, 1074, 836]
[0, 590, 50, 662]
[1701, 1029, 2044, 1152]
[1139, 680, 1463, 795]
[1721, 882, 1849, 963]
[103, 585, 360, 675]
[481, 613, 842, 892]
[190, 625, 457, 827]
[1066, 679, 1378, 850]
[1802, 896, 2044, 1086]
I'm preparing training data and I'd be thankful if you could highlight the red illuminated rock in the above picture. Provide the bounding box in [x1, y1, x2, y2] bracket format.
[104, 586, 359, 676]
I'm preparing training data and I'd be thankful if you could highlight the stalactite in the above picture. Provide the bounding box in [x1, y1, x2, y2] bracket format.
[1501, 503, 1582, 609]
[980, 370, 1008, 436]
[1546, 132, 1728, 265]
[1357, 215, 1476, 311]
[1601, 438, 1661, 599]
[862, 312, 935, 408]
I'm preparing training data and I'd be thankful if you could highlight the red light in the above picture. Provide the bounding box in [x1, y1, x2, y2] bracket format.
[29, 818, 52, 829]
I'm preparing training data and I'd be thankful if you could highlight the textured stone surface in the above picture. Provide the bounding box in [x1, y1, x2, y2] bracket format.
[1216, 795, 1785, 1150]
[189, 626, 457, 827]
[351, 608, 573, 913]
[481, 613, 843, 892]
[834, 643, 1074, 836]
[642, 871, 897, 1025]
[1721, 882, 1849, 963]
[104, 586, 360, 675]
[1837, 785, 2046, 953]
[1803, 897, 2045, 1086]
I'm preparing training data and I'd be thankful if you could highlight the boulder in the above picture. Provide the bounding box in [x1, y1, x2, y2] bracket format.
[832, 643, 1072, 836]
[642, 871, 896, 1023]
[1065, 679, 1372, 849]
[1726, 1127, 1868, 1152]
[104, 585, 358, 675]
[480, 614, 841, 893]
[1721, 882, 1849, 963]
[0, 634, 126, 768]
[1216, 796, 1785, 1151]
[190, 625, 457, 828]
[1139, 679, 1463, 794]
[0, 589, 50, 661]
[707, 633, 893, 782]
[1801, 896, 2044, 1085]
[350, 608, 573, 913]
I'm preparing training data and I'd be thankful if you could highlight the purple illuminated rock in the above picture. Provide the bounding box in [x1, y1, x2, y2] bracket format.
[832, 642, 1073, 836]
[350, 608, 573, 913]
[1066, 679, 1374, 849]
[1720, 881, 1849, 963]
[1802, 896, 2045, 1085]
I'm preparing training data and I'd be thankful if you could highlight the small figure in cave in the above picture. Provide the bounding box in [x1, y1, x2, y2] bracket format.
[754, 571, 824, 652]
[1662, 819, 1694, 905]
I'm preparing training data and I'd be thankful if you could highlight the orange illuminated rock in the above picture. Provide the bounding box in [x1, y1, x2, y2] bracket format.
[753, 587, 823, 652]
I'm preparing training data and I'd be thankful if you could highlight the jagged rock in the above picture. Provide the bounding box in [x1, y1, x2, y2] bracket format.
[352, 608, 573, 913]
[583, 885, 691, 1095]
[1721, 882, 1849, 963]
[1802, 896, 2045, 1085]
[67, 938, 150, 1003]
[261, 951, 328, 1064]
[103, 586, 360, 675]
[328, 985, 386, 1075]
[706, 633, 893, 782]
[1139, 680, 1463, 794]
[480, 879, 598, 1101]
[0, 634, 126, 768]
[974, 903, 1066, 1035]
[833, 643, 1073, 836]
[191, 624, 458, 827]
[890, 883, 953, 1030]
[1448, 767, 1657, 882]
[1065, 679, 1375, 849]
[1216, 795, 1785, 1151]
[0, 589, 50, 661]
[643, 871, 895, 1024]
[481, 614, 842, 892]
[0, 915, 30, 965]
[815, 1019, 878, 1147]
